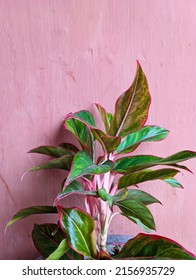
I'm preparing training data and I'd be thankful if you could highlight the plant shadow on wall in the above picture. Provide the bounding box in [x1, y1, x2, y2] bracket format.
[6, 61, 196, 260]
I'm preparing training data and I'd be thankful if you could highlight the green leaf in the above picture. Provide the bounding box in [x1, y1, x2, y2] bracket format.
[113, 154, 192, 174]
[123, 189, 161, 205]
[116, 189, 160, 231]
[95, 103, 112, 133]
[32, 224, 83, 260]
[32, 224, 65, 259]
[64, 110, 96, 154]
[6, 206, 57, 228]
[72, 110, 96, 127]
[164, 178, 183, 188]
[59, 143, 79, 153]
[113, 155, 161, 173]
[116, 199, 156, 230]
[91, 128, 121, 153]
[109, 62, 151, 137]
[107, 112, 113, 125]
[64, 117, 93, 154]
[66, 151, 113, 184]
[115, 233, 196, 259]
[118, 168, 180, 189]
[159, 150, 196, 164]
[111, 189, 129, 204]
[58, 206, 97, 258]
[129, 217, 152, 233]
[55, 181, 97, 203]
[47, 239, 70, 260]
[29, 154, 73, 172]
[28, 146, 74, 158]
[115, 126, 169, 154]
[66, 110, 120, 153]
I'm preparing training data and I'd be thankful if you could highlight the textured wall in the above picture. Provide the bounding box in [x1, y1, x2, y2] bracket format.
[1, 0, 196, 259]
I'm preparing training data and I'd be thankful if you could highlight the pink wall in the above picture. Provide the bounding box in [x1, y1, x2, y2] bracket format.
[1, 0, 196, 259]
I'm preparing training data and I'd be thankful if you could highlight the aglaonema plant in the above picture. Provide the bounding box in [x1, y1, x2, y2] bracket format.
[7, 62, 196, 260]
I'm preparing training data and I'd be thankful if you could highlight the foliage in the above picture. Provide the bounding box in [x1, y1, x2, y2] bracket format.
[7, 62, 196, 259]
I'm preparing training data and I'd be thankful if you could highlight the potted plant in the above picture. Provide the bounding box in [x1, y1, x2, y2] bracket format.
[6, 62, 196, 260]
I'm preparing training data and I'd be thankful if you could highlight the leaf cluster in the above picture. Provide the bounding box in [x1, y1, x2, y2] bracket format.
[6, 62, 196, 260]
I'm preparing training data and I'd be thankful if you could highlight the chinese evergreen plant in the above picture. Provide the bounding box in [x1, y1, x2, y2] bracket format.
[7, 62, 196, 259]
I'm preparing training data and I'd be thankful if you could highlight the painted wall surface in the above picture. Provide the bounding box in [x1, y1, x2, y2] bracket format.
[1, 0, 196, 259]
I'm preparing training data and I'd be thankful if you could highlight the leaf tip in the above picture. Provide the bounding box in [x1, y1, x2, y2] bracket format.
[136, 59, 141, 66]
[4, 223, 9, 234]
[21, 171, 28, 181]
